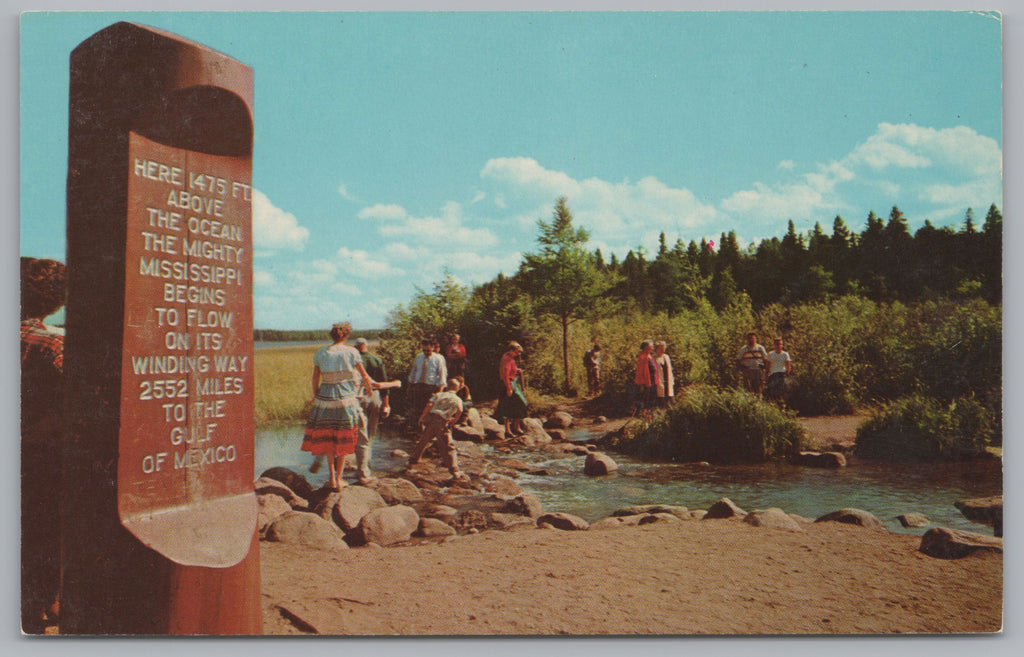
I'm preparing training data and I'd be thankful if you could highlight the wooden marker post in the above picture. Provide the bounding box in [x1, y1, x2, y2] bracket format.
[63, 22, 260, 634]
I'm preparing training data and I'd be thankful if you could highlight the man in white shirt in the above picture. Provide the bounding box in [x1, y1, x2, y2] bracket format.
[765, 337, 793, 405]
[408, 379, 467, 482]
[407, 337, 447, 430]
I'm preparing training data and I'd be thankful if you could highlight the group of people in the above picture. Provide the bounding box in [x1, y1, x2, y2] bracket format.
[301, 330, 487, 487]
[735, 332, 793, 404]
[632, 340, 676, 412]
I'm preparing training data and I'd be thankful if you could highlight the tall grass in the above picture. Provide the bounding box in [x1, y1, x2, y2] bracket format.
[618, 385, 805, 464]
[855, 393, 996, 461]
[254, 344, 321, 424]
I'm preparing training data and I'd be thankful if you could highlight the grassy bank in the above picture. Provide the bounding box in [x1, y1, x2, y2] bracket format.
[255, 344, 320, 424]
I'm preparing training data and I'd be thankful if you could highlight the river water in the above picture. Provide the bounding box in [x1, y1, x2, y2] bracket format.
[256, 424, 1001, 536]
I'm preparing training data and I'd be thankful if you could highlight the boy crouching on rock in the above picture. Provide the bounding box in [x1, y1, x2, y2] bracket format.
[408, 379, 468, 483]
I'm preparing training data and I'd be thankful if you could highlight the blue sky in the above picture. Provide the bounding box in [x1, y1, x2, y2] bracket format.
[20, 11, 1003, 329]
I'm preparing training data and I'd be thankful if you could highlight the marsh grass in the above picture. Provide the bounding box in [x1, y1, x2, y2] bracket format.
[254, 344, 322, 424]
[621, 385, 805, 464]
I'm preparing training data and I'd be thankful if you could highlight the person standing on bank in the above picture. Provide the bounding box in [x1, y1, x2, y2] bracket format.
[583, 343, 602, 396]
[633, 339, 660, 412]
[303, 322, 375, 491]
[20, 257, 66, 634]
[765, 337, 793, 405]
[354, 337, 390, 485]
[444, 332, 468, 379]
[654, 341, 675, 406]
[495, 341, 529, 436]
[735, 332, 768, 397]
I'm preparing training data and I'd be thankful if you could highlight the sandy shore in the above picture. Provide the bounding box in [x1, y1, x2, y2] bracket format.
[259, 411, 1002, 636]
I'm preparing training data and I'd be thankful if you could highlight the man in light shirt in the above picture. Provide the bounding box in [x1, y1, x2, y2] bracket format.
[408, 379, 467, 482]
[765, 337, 793, 405]
[735, 332, 768, 397]
[407, 337, 447, 430]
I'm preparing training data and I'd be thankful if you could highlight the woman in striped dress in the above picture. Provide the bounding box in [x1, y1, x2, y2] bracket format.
[303, 322, 375, 490]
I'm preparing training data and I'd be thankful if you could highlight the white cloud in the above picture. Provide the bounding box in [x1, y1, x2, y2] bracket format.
[336, 246, 404, 277]
[337, 183, 360, 203]
[778, 160, 796, 170]
[481, 157, 582, 199]
[252, 189, 309, 252]
[470, 191, 486, 205]
[358, 204, 408, 221]
[377, 201, 499, 247]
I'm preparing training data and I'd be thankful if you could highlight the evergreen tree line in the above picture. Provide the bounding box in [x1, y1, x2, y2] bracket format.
[377, 199, 1001, 432]
[603, 203, 1002, 313]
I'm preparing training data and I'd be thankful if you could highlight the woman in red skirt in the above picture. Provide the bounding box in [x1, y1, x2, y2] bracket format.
[303, 322, 375, 490]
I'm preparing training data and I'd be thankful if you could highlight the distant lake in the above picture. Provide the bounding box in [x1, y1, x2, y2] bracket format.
[255, 339, 379, 350]
[255, 341, 329, 350]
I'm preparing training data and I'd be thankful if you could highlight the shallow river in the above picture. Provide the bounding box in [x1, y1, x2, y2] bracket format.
[256, 424, 1001, 536]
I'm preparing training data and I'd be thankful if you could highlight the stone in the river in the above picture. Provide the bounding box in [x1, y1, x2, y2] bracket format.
[954, 496, 1003, 537]
[896, 513, 930, 528]
[612, 504, 689, 519]
[265, 511, 348, 550]
[544, 411, 573, 429]
[590, 515, 645, 530]
[795, 451, 847, 468]
[546, 428, 568, 442]
[480, 475, 524, 496]
[503, 493, 545, 519]
[919, 527, 1003, 559]
[464, 407, 484, 430]
[520, 418, 553, 445]
[814, 508, 885, 530]
[584, 452, 618, 476]
[258, 467, 315, 501]
[638, 512, 683, 525]
[453, 424, 486, 443]
[254, 476, 309, 510]
[366, 477, 424, 505]
[314, 486, 387, 532]
[704, 498, 746, 519]
[536, 512, 590, 531]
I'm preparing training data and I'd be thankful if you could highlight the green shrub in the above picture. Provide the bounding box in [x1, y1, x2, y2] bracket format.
[620, 385, 805, 464]
[855, 393, 996, 461]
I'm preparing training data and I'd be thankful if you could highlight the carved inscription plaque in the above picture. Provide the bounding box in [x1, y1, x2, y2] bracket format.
[119, 131, 255, 567]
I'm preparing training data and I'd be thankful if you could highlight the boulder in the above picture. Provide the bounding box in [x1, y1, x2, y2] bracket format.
[704, 498, 746, 519]
[896, 513, 931, 529]
[254, 476, 310, 509]
[954, 496, 1003, 537]
[265, 511, 348, 550]
[503, 493, 545, 519]
[480, 475, 524, 497]
[795, 451, 847, 468]
[743, 508, 803, 532]
[612, 504, 689, 520]
[314, 486, 387, 532]
[919, 527, 1003, 559]
[545, 443, 591, 456]
[638, 512, 684, 525]
[546, 429, 568, 442]
[258, 467, 315, 501]
[536, 512, 589, 531]
[584, 452, 618, 476]
[417, 517, 457, 538]
[689, 510, 708, 520]
[482, 416, 506, 441]
[464, 407, 484, 430]
[257, 493, 293, 533]
[488, 513, 536, 530]
[415, 503, 459, 521]
[814, 508, 885, 530]
[355, 505, 420, 546]
[367, 477, 424, 505]
[544, 411, 573, 430]
[521, 418, 553, 445]
[453, 424, 486, 443]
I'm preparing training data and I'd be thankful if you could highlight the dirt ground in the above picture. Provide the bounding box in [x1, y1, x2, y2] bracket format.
[259, 411, 1002, 636]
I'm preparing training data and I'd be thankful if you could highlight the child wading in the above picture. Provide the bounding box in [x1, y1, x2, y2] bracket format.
[408, 379, 468, 483]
